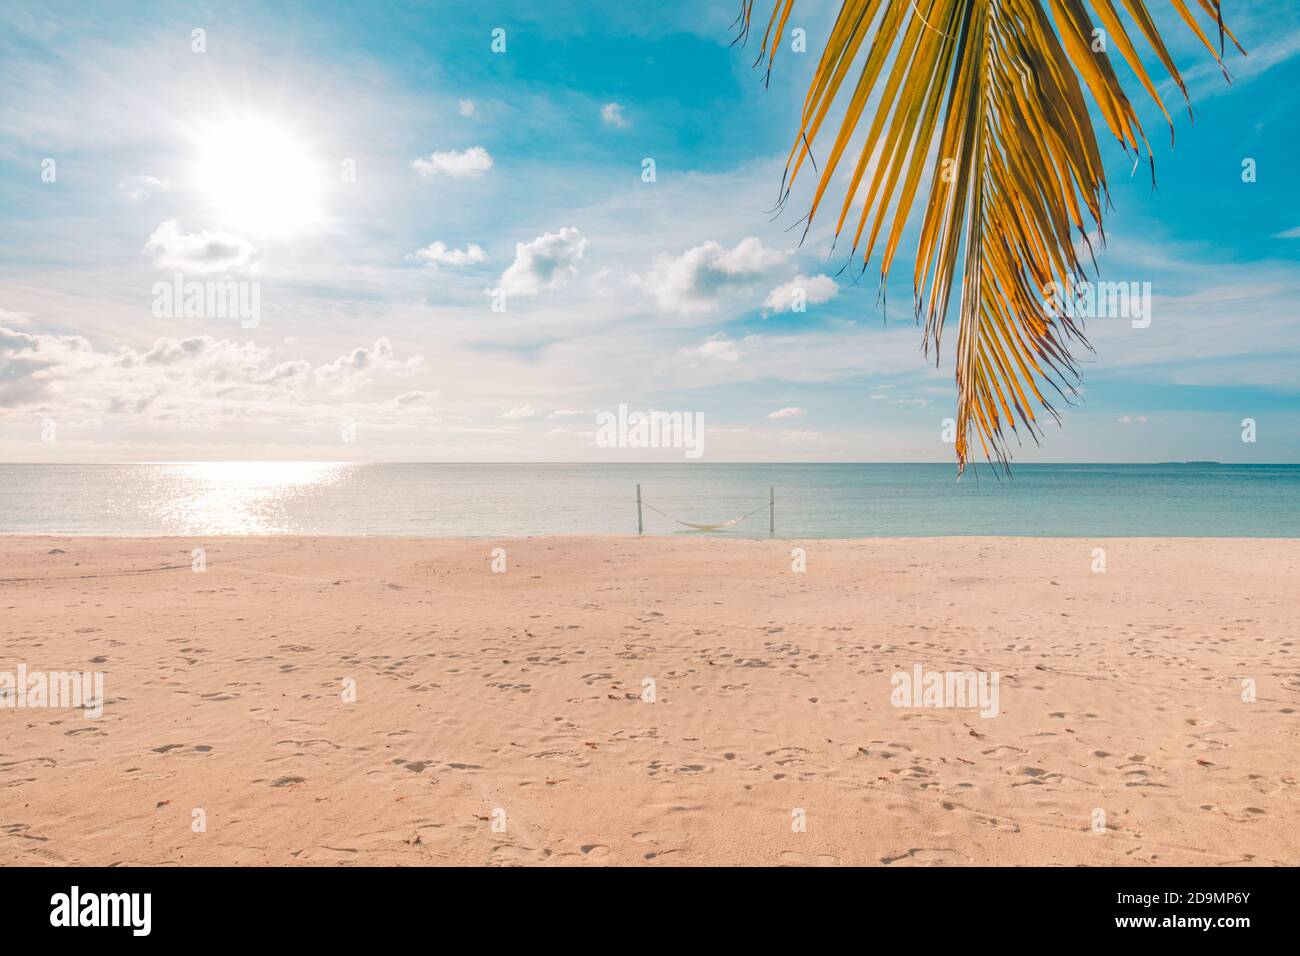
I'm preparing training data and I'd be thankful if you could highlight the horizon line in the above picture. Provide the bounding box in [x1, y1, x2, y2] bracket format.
[1, 460, 1292, 467]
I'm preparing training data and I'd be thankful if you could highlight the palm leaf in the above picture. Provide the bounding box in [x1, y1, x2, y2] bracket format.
[739, 0, 1242, 472]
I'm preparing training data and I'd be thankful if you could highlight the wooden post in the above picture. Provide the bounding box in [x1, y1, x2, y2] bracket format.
[637, 483, 643, 535]
[769, 486, 774, 537]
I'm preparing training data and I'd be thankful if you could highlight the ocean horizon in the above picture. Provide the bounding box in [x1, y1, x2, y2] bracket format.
[3, 461, 1298, 538]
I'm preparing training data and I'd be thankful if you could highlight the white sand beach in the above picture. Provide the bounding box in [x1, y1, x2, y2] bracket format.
[1, 535, 1296, 866]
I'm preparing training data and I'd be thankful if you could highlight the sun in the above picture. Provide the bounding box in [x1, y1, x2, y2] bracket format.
[195, 116, 324, 238]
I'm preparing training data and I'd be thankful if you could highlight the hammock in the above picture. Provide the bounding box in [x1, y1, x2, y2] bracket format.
[641, 498, 770, 532]
[674, 517, 741, 531]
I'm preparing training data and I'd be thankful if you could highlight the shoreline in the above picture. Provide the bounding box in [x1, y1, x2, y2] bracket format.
[3, 535, 1297, 866]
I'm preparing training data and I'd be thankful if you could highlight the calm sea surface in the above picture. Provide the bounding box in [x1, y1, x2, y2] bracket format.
[1, 463, 1297, 537]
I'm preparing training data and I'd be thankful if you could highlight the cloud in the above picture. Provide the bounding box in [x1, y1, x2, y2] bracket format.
[1171, 28, 1300, 101]
[1117, 415, 1149, 424]
[636, 237, 788, 312]
[407, 241, 487, 267]
[680, 334, 741, 363]
[458, 99, 476, 117]
[144, 220, 258, 276]
[768, 406, 806, 419]
[0, 325, 441, 437]
[868, 384, 929, 408]
[778, 429, 823, 442]
[763, 274, 839, 312]
[0, 326, 92, 407]
[411, 146, 493, 179]
[499, 403, 542, 419]
[1271, 226, 1300, 239]
[547, 408, 599, 418]
[118, 174, 169, 201]
[492, 227, 588, 297]
[601, 102, 630, 129]
[313, 337, 424, 395]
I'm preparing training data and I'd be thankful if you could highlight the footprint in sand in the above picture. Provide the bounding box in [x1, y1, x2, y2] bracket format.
[486, 681, 532, 694]
[981, 745, 1026, 759]
[632, 829, 688, 850]
[1201, 803, 1268, 823]
[1010, 766, 1066, 787]
[1244, 773, 1287, 796]
[881, 847, 968, 866]
[1185, 732, 1230, 753]
[491, 844, 552, 864]
[291, 845, 358, 861]
[527, 749, 590, 767]
[276, 738, 340, 753]
[779, 851, 839, 867]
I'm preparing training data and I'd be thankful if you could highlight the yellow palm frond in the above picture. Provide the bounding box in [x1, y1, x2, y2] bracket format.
[739, 0, 1242, 472]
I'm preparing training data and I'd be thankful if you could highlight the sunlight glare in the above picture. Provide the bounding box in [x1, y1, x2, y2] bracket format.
[195, 116, 324, 238]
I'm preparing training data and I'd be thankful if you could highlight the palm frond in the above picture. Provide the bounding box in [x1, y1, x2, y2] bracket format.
[740, 0, 1241, 472]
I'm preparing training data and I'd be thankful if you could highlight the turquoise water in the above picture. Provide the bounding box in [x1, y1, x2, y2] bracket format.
[0, 462, 1297, 537]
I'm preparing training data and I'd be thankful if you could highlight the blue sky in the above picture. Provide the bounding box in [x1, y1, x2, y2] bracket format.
[1, 0, 1297, 463]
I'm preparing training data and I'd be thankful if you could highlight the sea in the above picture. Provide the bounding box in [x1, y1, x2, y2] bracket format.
[1, 462, 1297, 538]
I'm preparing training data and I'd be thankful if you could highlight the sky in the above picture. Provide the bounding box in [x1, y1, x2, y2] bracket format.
[1, 0, 1298, 464]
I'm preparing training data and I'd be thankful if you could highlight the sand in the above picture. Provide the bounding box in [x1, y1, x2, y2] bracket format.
[1, 534, 1296, 866]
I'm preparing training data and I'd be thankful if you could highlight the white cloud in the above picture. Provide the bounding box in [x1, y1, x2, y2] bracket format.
[547, 408, 599, 418]
[1117, 415, 1149, 424]
[763, 274, 839, 312]
[117, 174, 169, 201]
[313, 337, 424, 395]
[712, 238, 788, 274]
[144, 220, 258, 276]
[680, 335, 741, 363]
[499, 403, 542, 419]
[411, 146, 493, 179]
[601, 102, 630, 129]
[458, 99, 476, 117]
[768, 406, 806, 419]
[492, 227, 588, 297]
[1170, 28, 1300, 101]
[407, 241, 487, 267]
[636, 237, 788, 313]
[0, 326, 432, 432]
[1271, 226, 1300, 239]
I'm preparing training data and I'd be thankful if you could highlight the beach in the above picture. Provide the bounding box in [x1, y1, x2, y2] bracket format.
[1, 534, 1296, 866]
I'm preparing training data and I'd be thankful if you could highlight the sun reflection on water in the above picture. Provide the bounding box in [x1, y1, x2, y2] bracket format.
[143, 461, 353, 534]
